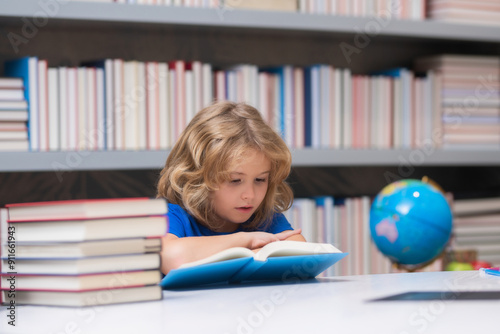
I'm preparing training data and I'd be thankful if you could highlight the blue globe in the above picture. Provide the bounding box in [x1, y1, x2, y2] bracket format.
[369, 179, 452, 266]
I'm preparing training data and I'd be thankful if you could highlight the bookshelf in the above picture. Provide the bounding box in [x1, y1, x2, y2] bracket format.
[1, 0, 500, 202]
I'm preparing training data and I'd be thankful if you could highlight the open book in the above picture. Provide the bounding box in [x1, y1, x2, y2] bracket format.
[160, 241, 347, 289]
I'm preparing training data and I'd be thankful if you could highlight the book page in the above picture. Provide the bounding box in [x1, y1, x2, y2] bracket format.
[254, 241, 341, 261]
[178, 247, 254, 269]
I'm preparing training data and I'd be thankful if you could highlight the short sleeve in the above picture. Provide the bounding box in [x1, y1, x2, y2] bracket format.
[166, 203, 189, 238]
[263, 212, 294, 234]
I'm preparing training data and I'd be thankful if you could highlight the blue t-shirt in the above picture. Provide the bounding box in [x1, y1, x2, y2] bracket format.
[167, 203, 293, 237]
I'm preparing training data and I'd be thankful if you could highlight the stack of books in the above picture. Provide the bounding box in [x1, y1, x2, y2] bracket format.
[0, 77, 29, 152]
[427, 0, 500, 26]
[414, 54, 500, 149]
[0, 197, 168, 307]
[452, 196, 500, 267]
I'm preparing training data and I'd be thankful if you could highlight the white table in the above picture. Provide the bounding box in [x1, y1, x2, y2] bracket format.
[1, 270, 499, 334]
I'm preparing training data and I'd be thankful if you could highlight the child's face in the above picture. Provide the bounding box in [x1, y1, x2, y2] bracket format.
[211, 149, 271, 232]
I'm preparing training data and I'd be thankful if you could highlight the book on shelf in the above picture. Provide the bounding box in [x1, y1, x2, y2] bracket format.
[0, 285, 162, 307]
[4, 57, 39, 151]
[451, 196, 500, 267]
[225, 0, 297, 12]
[0, 100, 28, 110]
[160, 240, 347, 289]
[452, 196, 500, 216]
[0, 77, 23, 89]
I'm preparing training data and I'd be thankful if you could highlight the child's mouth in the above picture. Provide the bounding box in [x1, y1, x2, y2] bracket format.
[237, 206, 253, 213]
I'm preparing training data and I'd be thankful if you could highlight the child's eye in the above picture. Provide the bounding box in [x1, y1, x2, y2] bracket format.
[256, 178, 267, 183]
[230, 179, 241, 184]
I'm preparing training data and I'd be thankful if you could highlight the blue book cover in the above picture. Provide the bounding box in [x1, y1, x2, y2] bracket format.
[4, 57, 39, 151]
[160, 241, 347, 289]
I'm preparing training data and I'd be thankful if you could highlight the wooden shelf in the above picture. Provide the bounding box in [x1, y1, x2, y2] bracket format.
[2, 149, 500, 172]
[1, 1, 500, 43]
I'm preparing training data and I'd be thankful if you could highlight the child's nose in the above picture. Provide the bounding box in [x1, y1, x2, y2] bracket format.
[242, 184, 255, 200]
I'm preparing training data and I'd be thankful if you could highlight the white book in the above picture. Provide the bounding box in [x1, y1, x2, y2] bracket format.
[370, 76, 380, 148]
[333, 68, 342, 149]
[401, 68, 413, 149]
[319, 65, 330, 148]
[58, 67, 68, 151]
[311, 66, 320, 148]
[258, 72, 269, 125]
[77, 67, 88, 151]
[392, 77, 402, 148]
[123, 61, 138, 150]
[191, 61, 203, 114]
[215, 70, 226, 102]
[226, 70, 237, 102]
[283, 66, 294, 148]
[173, 60, 186, 141]
[272, 73, 281, 136]
[146, 62, 160, 150]
[202, 63, 213, 108]
[136, 61, 147, 151]
[37, 60, 49, 152]
[47, 68, 59, 151]
[342, 68, 352, 148]
[361, 196, 371, 275]
[67, 67, 78, 151]
[293, 67, 305, 149]
[113, 59, 124, 151]
[169, 66, 177, 144]
[185, 68, 195, 126]
[103, 59, 115, 151]
[158, 62, 170, 149]
[95, 68, 105, 151]
[0, 89, 24, 101]
[27, 57, 40, 151]
[86, 68, 97, 151]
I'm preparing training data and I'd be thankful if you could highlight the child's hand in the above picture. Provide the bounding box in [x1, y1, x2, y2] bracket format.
[246, 229, 302, 250]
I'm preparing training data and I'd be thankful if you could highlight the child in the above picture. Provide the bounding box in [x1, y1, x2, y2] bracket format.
[157, 101, 305, 274]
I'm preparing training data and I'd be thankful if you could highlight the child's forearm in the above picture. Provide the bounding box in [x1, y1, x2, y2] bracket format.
[160, 230, 305, 274]
[160, 232, 251, 274]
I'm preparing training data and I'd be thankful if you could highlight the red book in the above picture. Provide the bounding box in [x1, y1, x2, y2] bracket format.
[6, 197, 168, 222]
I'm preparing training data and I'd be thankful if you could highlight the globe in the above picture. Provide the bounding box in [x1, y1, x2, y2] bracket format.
[369, 179, 453, 267]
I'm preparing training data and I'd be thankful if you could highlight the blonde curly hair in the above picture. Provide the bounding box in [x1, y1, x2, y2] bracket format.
[157, 101, 293, 231]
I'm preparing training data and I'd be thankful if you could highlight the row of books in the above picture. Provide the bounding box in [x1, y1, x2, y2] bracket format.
[415, 55, 500, 149]
[0, 198, 168, 307]
[0, 78, 29, 152]
[299, 0, 426, 20]
[76, 0, 500, 26]
[284, 196, 393, 277]
[427, 0, 500, 27]
[5, 54, 499, 152]
[451, 196, 500, 267]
